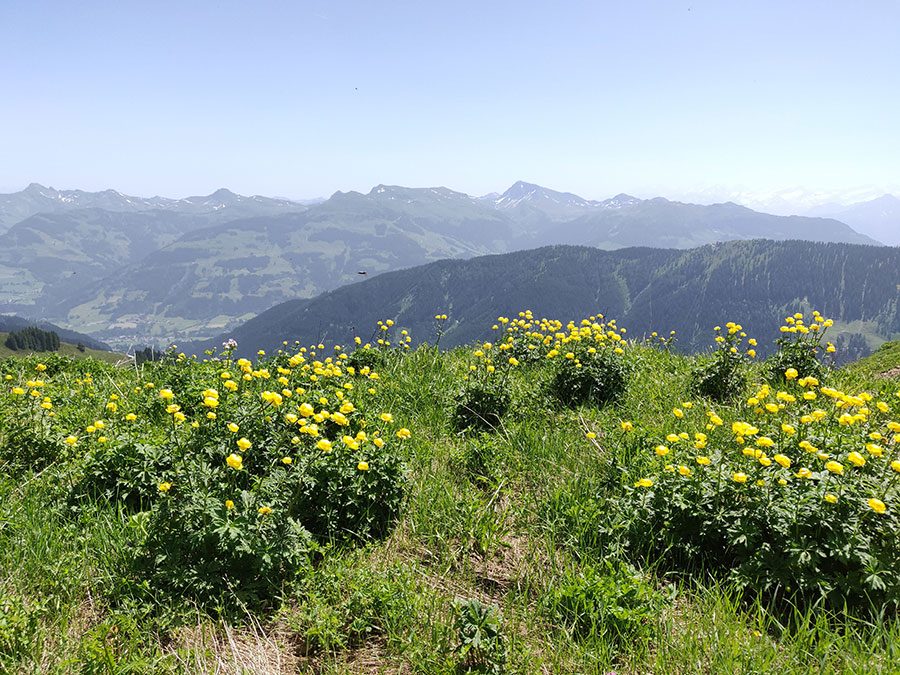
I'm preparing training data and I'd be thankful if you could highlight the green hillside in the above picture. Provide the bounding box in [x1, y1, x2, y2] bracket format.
[192, 240, 900, 360]
[0, 308, 897, 672]
[0, 333, 124, 363]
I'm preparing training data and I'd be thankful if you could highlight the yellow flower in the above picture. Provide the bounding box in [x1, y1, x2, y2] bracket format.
[159, 388, 174, 400]
[281, 457, 292, 465]
[226, 453, 243, 470]
[678, 465, 692, 477]
[586, 432, 597, 439]
[847, 451, 866, 467]
[225, 499, 234, 510]
[125, 412, 137, 422]
[203, 396, 219, 408]
[299, 402, 315, 417]
[867, 498, 887, 514]
[695, 456, 711, 466]
[396, 428, 411, 439]
[158, 482, 172, 492]
[258, 505, 272, 516]
[620, 421, 634, 432]
[236, 437, 252, 451]
[774, 454, 791, 468]
[357, 461, 370, 471]
[795, 467, 812, 479]
[64, 435, 77, 446]
[732, 472, 748, 483]
[634, 477, 654, 488]
[824, 493, 838, 504]
[11, 387, 25, 396]
[673, 408, 684, 419]
[316, 439, 333, 452]
[380, 412, 394, 423]
[655, 445, 670, 457]
[825, 460, 844, 475]
[227, 422, 239, 433]
[784, 368, 798, 380]
[891, 460, 900, 474]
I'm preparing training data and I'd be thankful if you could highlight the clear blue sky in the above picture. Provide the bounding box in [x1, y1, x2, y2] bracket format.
[1, 0, 898, 201]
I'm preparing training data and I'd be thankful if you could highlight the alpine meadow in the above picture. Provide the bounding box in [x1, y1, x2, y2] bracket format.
[2, 2, 900, 673]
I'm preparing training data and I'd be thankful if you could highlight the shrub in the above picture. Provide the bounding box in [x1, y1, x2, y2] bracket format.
[611, 373, 900, 615]
[691, 322, 753, 401]
[60, 345, 410, 606]
[766, 311, 832, 383]
[549, 350, 629, 408]
[453, 381, 511, 432]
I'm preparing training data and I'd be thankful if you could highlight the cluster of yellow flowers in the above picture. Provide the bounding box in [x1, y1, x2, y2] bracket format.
[631, 369, 900, 515]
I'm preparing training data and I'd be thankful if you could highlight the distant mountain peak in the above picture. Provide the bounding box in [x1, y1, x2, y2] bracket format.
[496, 181, 593, 210]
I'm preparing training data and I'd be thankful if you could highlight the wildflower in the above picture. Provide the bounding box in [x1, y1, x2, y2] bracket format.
[64, 435, 77, 446]
[282, 457, 292, 465]
[824, 493, 838, 504]
[11, 387, 25, 396]
[258, 505, 272, 516]
[865, 443, 883, 457]
[732, 472, 749, 483]
[586, 432, 597, 439]
[795, 467, 812, 479]
[358, 461, 370, 471]
[655, 445, 670, 457]
[380, 412, 394, 423]
[678, 465, 692, 477]
[784, 368, 798, 380]
[316, 439, 333, 452]
[867, 498, 887, 514]
[125, 413, 137, 422]
[225, 499, 234, 510]
[634, 477, 654, 488]
[159, 388, 174, 400]
[847, 452, 866, 467]
[825, 460, 844, 475]
[227, 422, 239, 433]
[891, 460, 900, 474]
[774, 454, 791, 468]
[236, 437, 252, 451]
[396, 427, 411, 439]
[226, 453, 243, 470]
[696, 456, 711, 466]
[620, 420, 634, 432]
[673, 408, 684, 419]
[158, 482, 172, 493]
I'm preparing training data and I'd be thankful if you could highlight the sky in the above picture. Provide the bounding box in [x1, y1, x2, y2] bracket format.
[1, 0, 899, 204]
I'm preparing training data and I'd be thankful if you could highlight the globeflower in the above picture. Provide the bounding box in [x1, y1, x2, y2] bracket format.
[847, 452, 866, 467]
[825, 460, 844, 475]
[226, 453, 243, 470]
[732, 472, 749, 483]
[357, 461, 370, 471]
[634, 477, 653, 488]
[236, 437, 252, 451]
[158, 482, 172, 492]
[867, 498, 887, 514]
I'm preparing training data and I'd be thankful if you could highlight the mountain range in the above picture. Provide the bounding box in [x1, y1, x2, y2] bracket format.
[0, 181, 887, 348]
[188, 240, 900, 361]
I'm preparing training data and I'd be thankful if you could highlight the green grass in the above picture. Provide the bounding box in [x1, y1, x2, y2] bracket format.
[0, 332, 125, 363]
[0, 338, 897, 673]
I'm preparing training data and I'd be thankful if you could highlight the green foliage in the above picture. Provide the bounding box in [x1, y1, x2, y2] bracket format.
[453, 381, 511, 432]
[690, 322, 751, 401]
[542, 560, 666, 646]
[0, 591, 42, 664]
[4, 326, 60, 352]
[549, 347, 629, 408]
[453, 597, 508, 674]
[766, 312, 831, 383]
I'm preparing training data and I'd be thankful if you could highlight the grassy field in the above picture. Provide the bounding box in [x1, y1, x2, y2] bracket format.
[0, 315, 898, 673]
[0, 332, 125, 364]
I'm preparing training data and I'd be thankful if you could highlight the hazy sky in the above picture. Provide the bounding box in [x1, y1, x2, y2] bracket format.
[1, 1, 898, 201]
